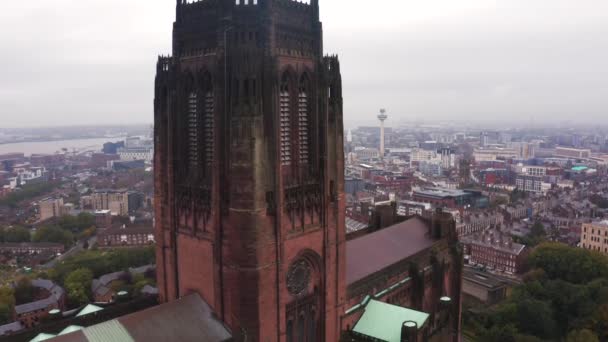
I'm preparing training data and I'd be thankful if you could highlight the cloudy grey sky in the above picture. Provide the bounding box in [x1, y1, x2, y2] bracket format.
[1, 0, 608, 128]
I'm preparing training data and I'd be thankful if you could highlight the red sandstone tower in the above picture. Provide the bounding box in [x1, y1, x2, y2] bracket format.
[153, 0, 346, 340]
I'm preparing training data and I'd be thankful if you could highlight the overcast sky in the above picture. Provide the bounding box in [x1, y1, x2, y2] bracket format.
[1, 0, 608, 128]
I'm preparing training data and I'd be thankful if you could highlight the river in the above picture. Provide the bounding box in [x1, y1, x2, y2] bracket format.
[0, 137, 125, 156]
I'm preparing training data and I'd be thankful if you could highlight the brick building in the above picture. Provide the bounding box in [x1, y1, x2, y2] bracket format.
[14, 279, 65, 329]
[149, 0, 462, 341]
[97, 224, 155, 249]
[462, 230, 528, 274]
[0, 242, 64, 255]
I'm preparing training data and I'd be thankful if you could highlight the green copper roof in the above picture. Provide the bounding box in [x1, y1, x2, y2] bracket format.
[29, 333, 56, 342]
[76, 304, 104, 317]
[572, 166, 588, 171]
[83, 320, 134, 342]
[59, 325, 84, 335]
[353, 299, 429, 342]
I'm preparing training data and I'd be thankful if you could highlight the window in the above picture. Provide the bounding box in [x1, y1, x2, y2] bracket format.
[298, 78, 310, 165]
[188, 92, 199, 169]
[204, 91, 214, 167]
[280, 75, 292, 166]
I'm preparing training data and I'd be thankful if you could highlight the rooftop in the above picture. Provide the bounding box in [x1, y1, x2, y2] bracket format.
[346, 216, 435, 285]
[47, 294, 232, 342]
[353, 299, 429, 342]
[413, 187, 470, 199]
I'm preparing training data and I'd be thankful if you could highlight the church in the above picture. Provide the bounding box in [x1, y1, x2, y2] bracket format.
[152, 0, 462, 341]
[12, 1, 463, 341]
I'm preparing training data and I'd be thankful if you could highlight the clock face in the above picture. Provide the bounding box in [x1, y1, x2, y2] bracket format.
[287, 260, 312, 296]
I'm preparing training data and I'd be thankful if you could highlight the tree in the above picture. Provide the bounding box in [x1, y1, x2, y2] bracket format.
[65, 268, 93, 298]
[0, 286, 15, 324]
[479, 324, 518, 342]
[14, 277, 36, 305]
[0, 303, 11, 325]
[566, 329, 599, 342]
[66, 285, 89, 308]
[32, 226, 74, 248]
[0, 226, 31, 243]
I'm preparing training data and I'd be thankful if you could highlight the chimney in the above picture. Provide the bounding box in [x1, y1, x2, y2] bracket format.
[401, 321, 418, 342]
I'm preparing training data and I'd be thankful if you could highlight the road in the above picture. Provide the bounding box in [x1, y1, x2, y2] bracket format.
[39, 234, 98, 269]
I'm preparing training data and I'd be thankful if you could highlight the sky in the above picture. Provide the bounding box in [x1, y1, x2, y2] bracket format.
[1, 0, 608, 128]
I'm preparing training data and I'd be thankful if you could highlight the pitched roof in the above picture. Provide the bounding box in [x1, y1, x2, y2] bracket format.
[346, 216, 435, 284]
[0, 321, 23, 336]
[30, 333, 57, 342]
[353, 299, 429, 342]
[76, 304, 104, 317]
[15, 280, 64, 315]
[47, 294, 232, 342]
[59, 326, 84, 336]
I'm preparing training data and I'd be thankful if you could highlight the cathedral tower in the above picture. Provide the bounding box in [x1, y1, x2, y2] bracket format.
[153, 0, 346, 340]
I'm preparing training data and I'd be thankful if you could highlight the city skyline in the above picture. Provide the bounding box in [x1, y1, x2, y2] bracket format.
[2, 0, 608, 127]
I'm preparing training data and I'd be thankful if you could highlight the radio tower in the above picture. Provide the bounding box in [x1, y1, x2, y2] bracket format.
[378, 109, 388, 158]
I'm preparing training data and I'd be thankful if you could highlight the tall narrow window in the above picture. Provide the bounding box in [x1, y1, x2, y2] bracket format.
[280, 80, 292, 166]
[298, 89, 309, 165]
[204, 91, 214, 167]
[287, 320, 294, 342]
[308, 310, 317, 342]
[298, 315, 305, 342]
[187, 92, 199, 170]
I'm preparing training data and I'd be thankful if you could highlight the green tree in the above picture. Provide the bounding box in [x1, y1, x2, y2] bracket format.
[566, 329, 599, 342]
[0, 226, 31, 243]
[0, 303, 12, 325]
[0, 287, 15, 324]
[479, 324, 518, 342]
[65, 268, 93, 299]
[66, 285, 89, 308]
[32, 226, 74, 248]
[14, 277, 36, 305]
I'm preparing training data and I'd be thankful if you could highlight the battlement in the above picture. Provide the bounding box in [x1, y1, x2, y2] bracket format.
[156, 56, 174, 74]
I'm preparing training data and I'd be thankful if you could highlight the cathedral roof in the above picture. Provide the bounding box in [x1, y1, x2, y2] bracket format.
[346, 216, 436, 285]
[46, 294, 232, 342]
[352, 299, 429, 342]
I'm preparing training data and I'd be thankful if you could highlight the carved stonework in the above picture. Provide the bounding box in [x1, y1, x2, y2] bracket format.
[287, 259, 312, 296]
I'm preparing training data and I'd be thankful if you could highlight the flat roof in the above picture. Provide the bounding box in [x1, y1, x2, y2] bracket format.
[346, 217, 435, 285]
[353, 299, 429, 341]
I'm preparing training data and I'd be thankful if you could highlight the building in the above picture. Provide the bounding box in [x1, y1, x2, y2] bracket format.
[419, 160, 443, 177]
[39, 198, 70, 221]
[462, 268, 508, 305]
[117, 146, 154, 163]
[90, 153, 120, 169]
[473, 148, 519, 162]
[91, 190, 130, 216]
[413, 187, 487, 209]
[462, 230, 527, 274]
[0, 242, 64, 256]
[438, 147, 457, 169]
[94, 210, 112, 230]
[458, 211, 504, 237]
[396, 200, 431, 217]
[14, 279, 65, 329]
[154, 1, 347, 340]
[151, 1, 462, 341]
[581, 221, 608, 254]
[555, 146, 591, 159]
[97, 224, 155, 249]
[515, 174, 548, 194]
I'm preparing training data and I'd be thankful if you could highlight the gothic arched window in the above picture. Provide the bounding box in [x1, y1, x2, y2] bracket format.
[308, 310, 317, 342]
[280, 72, 292, 166]
[298, 74, 310, 165]
[287, 320, 294, 342]
[202, 73, 214, 169]
[298, 314, 305, 342]
[187, 90, 199, 172]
